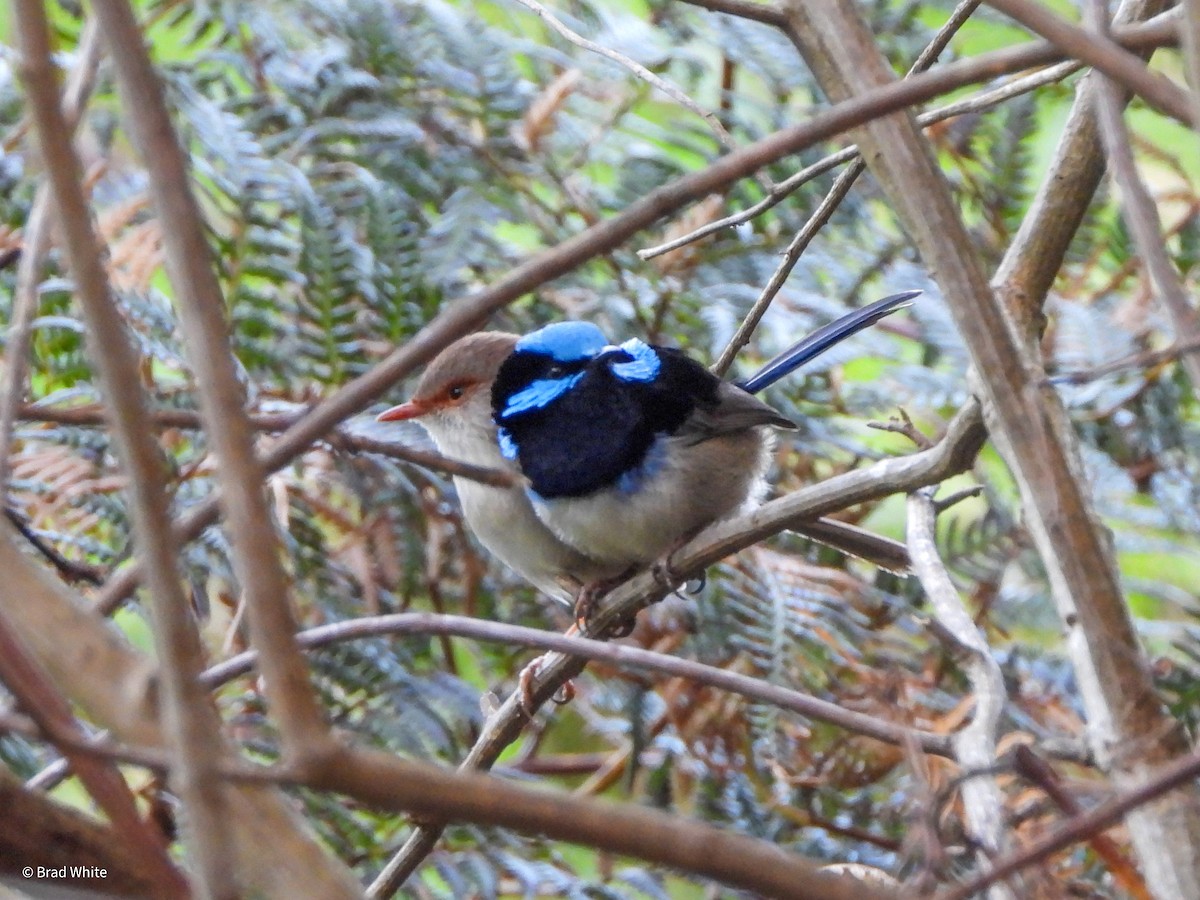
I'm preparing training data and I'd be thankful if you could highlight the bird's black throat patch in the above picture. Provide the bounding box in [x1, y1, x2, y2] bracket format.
[492, 346, 720, 499]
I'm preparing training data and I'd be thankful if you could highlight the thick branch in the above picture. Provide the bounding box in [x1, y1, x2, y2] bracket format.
[0, 518, 363, 897]
[89, 0, 331, 756]
[908, 488, 1011, 896]
[13, 2, 237, 893]
[0, 608, 185, 896]
[323, 744, 900, 900]
[0, 766, 164, 897]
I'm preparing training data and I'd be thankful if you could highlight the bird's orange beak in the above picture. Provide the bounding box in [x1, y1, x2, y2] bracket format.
[377, 400, 429, 422]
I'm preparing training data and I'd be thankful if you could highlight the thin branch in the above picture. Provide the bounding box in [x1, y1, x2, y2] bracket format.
[986, 0, 1193, 125]
[1047, 333, 1200, 384]
[1084, 0, 1200, 393]
[368, 400, 986, 894]
[84, 15, 1180, 618]
[641, 59, 1084, 262]
[512, 0, 737, 151]
[200, 612, 953, 756]
[938, 746, 1200, 900]
[3, 507, 104, 585]
[89, 0, 332, 758]
[0, 17, 104, 498]
[709, 156, 866, 376]
[709, 0, 983, 378]
[13, 1, 238, 893]
[908, 487, 1012, 896]
[678, 0, 789, 28]
[1011, 746, 1152, 899]
[20, 403, 520, 488]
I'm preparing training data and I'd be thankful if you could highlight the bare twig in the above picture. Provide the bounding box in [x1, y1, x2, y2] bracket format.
[3, 507, 104, 585]
[868, 408, 932, 450]
[709, 157, 865, 377]
[1084, 0, 1200, 393]
[986, 0, 1193, 125]
[908, 487, 1012, 897]
[1048, 333, 1200, 384]
[1011, 746, 1152, 900]
[511, 0, 737, 151]
[939, 746, 1200, 900]
[709, 0, 983, 378]
[19, 402, 521, 488]
[90, 0, 332, 758]
[200, 611, 953, 756]
[639, 13, 1177, 261]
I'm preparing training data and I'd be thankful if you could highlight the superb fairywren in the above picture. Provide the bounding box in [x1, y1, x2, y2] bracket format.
[379, 291, 916, 618]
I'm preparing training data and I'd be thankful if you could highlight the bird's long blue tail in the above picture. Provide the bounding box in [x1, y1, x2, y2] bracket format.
[735, 290, 919, 395]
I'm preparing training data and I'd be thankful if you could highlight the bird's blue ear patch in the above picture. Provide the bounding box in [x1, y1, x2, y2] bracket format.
[516, 322, 609, 362]
[497, 426, 519, 460]
[610, 338, 660, 382]
[499, 372, 585, 419]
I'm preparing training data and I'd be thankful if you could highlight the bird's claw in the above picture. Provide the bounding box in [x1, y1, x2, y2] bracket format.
[573, 582, 604, 632]
[651, 555, 678, 592]
[518, 654, 575, 717]
[574, 578, 639, 637]
[518, 657, 544, 718]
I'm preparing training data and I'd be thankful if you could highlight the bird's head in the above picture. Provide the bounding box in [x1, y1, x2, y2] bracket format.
[377, 332, 519, 444]
[492, 322, 659, 420]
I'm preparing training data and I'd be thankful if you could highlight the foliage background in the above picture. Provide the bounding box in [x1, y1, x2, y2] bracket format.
[1, 0, 1198, 896]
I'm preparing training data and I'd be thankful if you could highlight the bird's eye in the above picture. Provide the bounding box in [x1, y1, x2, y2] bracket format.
[546, 364, 566, 378]
[447, 384, 466, 401]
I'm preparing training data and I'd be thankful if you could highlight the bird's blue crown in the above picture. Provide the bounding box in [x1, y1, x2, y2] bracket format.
[499, 323, 662, 422]
[515, 322, 609, 362]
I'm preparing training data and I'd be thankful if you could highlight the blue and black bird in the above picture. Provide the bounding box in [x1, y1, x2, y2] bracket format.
[379, 290, 916, 613]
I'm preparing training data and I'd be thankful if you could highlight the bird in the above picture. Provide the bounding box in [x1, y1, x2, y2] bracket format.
[378, 290, 917, 625]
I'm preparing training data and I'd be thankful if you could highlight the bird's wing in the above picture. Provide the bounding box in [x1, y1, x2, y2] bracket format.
[679, 381, 795, 444]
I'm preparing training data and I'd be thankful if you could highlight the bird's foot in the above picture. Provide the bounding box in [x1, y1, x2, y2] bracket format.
[651, 534, 695, 593]
[517, 654, 576, 717]
[573, 573, 637, 636]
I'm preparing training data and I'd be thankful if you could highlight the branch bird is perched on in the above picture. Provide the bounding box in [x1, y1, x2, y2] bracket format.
[379, 290, 917, 625]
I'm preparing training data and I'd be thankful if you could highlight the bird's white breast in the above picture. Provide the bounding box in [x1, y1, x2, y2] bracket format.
[421, 409, 619, 603]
